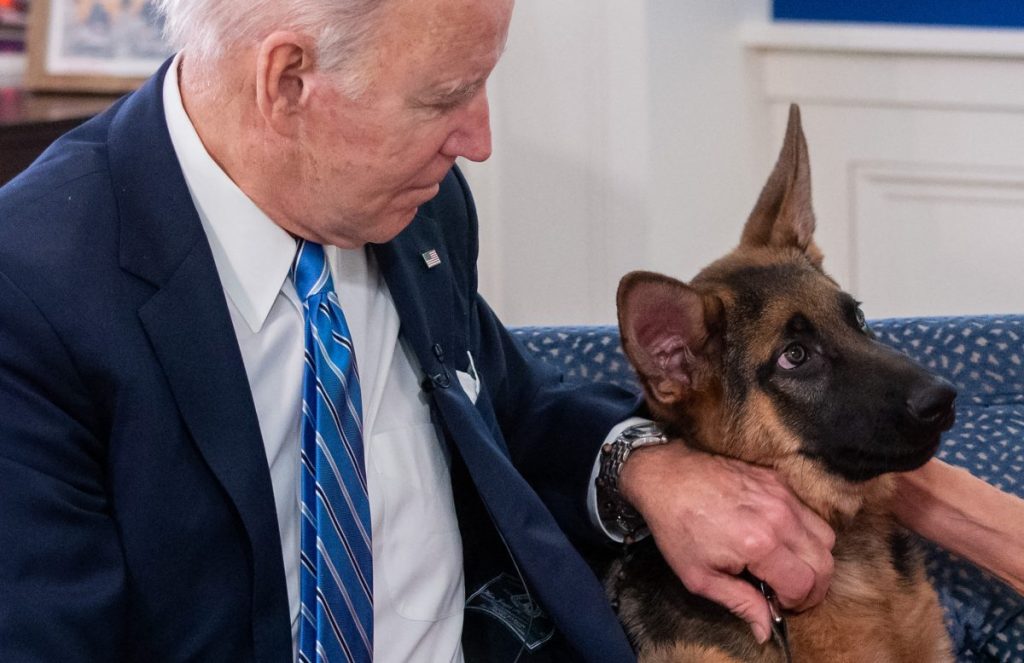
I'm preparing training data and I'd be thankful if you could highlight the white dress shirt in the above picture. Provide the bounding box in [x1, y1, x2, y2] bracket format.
[163, 55, 466, 663]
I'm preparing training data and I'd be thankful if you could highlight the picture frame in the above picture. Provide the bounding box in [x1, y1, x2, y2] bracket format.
[0, 0, 29, 53]
[24, 0, 171, 94]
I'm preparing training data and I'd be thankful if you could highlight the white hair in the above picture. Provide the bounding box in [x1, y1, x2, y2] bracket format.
[155, 0, 389, 89]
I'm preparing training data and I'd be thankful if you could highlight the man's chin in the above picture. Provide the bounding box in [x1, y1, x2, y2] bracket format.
[365, 207, 422, 245]
[330, 194, 433, 247]
[405, 182, 442, 207]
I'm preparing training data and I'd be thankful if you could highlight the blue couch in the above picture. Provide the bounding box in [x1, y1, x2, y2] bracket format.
[512, 315, 1024, 662]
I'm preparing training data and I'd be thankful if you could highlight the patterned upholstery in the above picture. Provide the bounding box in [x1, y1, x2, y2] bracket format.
[511, 315, 1024, 663]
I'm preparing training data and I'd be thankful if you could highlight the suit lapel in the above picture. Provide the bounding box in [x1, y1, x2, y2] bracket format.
[373, 210, 464, 395]
[374, 202, 634, 661]
[108, 61, 290, 660]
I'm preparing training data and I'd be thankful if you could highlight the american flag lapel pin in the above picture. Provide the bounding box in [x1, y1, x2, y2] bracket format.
[421, 249, 442, 269]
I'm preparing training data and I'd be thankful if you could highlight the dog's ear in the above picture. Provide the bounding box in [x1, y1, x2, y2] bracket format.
[740, 104, 822, 266]
[617, 271, 716, 405]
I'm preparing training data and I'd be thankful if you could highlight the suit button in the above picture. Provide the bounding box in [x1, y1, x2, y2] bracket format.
[431, 370, 451, 389]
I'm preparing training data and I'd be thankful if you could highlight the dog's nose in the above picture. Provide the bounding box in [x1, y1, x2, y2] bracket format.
[906, 377, 957, 429]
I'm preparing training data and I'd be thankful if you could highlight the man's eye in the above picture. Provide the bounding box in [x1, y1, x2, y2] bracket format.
[414, 98, 460, 114]
[777, 344, 808, 370]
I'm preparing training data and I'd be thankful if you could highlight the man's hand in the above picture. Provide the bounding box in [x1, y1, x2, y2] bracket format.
[619, 441, 835, 644]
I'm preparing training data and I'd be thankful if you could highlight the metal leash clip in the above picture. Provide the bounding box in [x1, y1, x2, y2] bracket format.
[758, 581, 793, 663]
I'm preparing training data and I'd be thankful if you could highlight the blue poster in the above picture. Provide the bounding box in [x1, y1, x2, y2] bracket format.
[773, 1, 1024, 29]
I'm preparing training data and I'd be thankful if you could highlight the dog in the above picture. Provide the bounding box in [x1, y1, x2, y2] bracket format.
[608, 104, 956, 662]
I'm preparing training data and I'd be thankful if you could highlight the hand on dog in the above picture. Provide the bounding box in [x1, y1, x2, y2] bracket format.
[620, 441, 836, 645]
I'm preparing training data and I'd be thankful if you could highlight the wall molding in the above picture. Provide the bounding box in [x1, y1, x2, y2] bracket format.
[741, 21, 1024, 58]
[745, 24, 1024, 317]
[742, 23, 1024, 111]
[849, 161, 1024, 316]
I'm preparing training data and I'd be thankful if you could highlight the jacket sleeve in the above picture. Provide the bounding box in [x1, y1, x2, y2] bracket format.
[470, 295, 643, 547]
[444, 167, 644, 547]
[0, 269, 127, 660]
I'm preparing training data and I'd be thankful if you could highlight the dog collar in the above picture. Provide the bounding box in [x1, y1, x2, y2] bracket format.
[759, 580, 793, 663]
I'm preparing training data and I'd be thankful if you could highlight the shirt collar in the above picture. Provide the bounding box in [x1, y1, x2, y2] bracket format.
[162, 53, 297, 333]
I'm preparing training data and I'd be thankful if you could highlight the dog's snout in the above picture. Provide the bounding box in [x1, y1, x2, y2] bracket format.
[906, 377, 957, 429]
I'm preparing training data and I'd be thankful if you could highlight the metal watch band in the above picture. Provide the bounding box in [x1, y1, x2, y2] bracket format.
[596, 422, 669, 539]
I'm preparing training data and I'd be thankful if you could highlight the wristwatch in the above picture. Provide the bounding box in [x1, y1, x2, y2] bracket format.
[596, 421, 669, 539]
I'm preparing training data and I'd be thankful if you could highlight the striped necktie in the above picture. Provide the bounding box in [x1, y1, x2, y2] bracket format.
[292, 240, 373, 663]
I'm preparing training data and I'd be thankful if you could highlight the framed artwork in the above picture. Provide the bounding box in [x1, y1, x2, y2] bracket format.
[0, 0, 28, 53]
[25, 0, 171, 93]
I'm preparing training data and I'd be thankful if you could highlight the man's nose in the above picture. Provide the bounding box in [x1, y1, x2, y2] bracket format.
[442, 91, 493, 163]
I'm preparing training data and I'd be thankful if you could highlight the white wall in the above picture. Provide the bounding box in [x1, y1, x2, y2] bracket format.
[744, 23, 1024, 317]
[0, 53, 25, 86]
[464, 3, 1024, 326]
[645, 1, 774, 291]
[462, 0, 773, 326]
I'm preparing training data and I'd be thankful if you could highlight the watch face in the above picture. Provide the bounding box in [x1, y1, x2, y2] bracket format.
[623, 423, 667, 447]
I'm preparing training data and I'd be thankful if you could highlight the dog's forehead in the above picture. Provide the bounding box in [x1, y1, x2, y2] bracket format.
[711, 261, 850, 352]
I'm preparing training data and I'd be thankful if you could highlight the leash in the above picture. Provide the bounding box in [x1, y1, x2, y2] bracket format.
[758, 581, 794, 663]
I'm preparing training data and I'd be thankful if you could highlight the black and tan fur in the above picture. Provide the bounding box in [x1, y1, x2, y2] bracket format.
[611, 105, 956, 662]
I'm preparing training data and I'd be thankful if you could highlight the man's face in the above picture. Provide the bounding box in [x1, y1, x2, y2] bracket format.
[292, 0, 514, 248]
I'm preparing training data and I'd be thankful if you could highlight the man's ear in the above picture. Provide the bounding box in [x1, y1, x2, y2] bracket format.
[740, 104, 822, 267]
[617, 271, 718, 405]
[255, 31, 316, 136]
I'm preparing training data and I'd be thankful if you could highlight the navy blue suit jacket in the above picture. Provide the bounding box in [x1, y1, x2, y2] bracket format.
[0, 62, 639, 661]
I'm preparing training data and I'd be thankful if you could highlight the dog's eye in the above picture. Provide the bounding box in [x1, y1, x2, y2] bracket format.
[778, 344, 808, 370]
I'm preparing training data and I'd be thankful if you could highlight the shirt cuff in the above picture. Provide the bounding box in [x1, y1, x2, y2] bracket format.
[587, 416, 654, 543]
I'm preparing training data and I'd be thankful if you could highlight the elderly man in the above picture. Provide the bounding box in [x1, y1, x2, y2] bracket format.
[1, 0, 1020, 661]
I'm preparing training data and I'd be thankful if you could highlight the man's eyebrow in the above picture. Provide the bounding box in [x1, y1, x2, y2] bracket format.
[443, 80, 485, 100]
[420, 78, 486, 106]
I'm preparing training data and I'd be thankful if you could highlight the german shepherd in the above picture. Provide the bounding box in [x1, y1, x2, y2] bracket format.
[610, 105, 956, 662]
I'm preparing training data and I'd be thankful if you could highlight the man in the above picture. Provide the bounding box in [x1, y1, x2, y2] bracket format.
[0, 0, 1017, 661]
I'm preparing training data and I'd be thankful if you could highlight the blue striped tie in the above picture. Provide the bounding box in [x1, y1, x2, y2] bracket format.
[292, 241, 373, 663]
